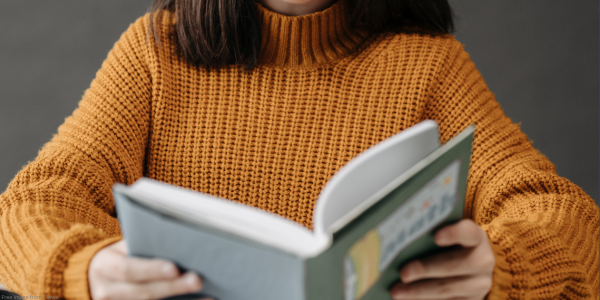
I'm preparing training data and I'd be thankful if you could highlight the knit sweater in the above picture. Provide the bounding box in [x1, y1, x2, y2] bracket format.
[0, 1, 598, 299]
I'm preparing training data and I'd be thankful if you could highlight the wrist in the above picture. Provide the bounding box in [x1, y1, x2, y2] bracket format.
[63, 236, 122, 300]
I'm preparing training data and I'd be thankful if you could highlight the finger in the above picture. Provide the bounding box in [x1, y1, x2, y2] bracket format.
[95, 272, 202, 300]
[391, 297, 467, 300]
[101, 254, 180, 282]
[391, 298, 468, 300]
[111, 240, 128, 254]
[400, 243, 494, 283]
[434, 219, 485, 247]
[400, 248, 470, 283]
[390, 275, 492, 299]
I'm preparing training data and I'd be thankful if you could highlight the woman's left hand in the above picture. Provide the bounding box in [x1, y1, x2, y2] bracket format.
[389, 219, 495, 300]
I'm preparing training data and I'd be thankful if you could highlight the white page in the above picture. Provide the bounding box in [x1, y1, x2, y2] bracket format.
[117, 120, 443, 257]
[118, 179, 329, 257]
[312, 121, 439, 235]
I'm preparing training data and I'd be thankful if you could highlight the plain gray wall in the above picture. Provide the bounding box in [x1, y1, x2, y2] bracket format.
[1, 1, 598, 205]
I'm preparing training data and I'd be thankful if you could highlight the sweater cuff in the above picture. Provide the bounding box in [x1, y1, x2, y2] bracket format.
[63, 236, 123, 300]
[481, 223, 531, 300]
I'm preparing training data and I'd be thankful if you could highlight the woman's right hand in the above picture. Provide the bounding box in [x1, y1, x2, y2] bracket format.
[89, 240, 205, 300]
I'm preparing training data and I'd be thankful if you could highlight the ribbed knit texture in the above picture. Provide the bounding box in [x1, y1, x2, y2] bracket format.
[0, 1, 598, 299]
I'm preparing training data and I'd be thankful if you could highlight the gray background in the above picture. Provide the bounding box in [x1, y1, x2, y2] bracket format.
[0, 1, 598, 204]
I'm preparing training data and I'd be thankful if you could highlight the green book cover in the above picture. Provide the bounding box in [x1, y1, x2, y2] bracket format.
[306, 127, 472, 300]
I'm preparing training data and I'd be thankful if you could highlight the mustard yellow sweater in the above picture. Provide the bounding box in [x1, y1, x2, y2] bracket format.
[0, 1, 598, 299]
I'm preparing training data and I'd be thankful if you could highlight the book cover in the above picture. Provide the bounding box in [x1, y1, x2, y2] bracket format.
[113, 121, 474, 300]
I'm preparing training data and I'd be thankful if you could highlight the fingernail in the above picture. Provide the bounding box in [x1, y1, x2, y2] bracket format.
[436, 229, 449, 244]
[185, 273, 202, 290]
[162, 264, 178, 277]
[400, 261, 418, 282]
[391, 284, 408, 298]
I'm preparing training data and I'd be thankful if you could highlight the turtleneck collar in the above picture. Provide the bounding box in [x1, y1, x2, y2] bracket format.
[255, 0, 370, 68]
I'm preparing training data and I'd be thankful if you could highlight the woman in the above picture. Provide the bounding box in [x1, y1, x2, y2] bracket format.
[0, 0, 598, 299]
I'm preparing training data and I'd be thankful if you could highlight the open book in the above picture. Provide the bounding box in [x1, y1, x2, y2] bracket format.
[113, 120, 474, 300]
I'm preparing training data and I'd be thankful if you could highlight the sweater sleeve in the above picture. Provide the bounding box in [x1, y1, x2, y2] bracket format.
[0, 16, 153, 299]
[424, 37, 599, 299]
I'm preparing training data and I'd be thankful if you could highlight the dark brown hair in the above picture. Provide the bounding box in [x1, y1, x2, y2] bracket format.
[149, 0, 454, 70]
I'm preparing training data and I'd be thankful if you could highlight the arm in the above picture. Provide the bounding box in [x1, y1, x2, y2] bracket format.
[423, 37, 599, 299]
[0, 16, 152, 298]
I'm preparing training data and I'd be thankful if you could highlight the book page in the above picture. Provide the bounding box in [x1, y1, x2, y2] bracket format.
[117, 179, 329, 257]
[116, 120, 441, 257]
[313, 121, 440, 235]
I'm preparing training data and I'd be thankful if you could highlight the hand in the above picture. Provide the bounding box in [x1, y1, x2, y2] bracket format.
[89, 240, 209, 300]
[390, 219, 495, 300]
